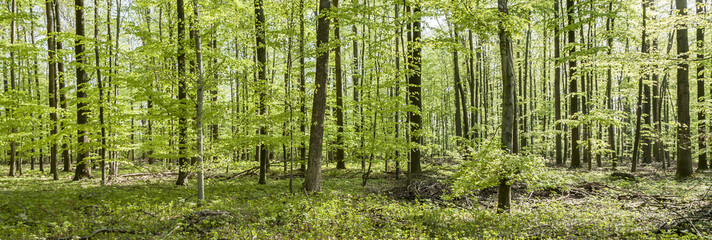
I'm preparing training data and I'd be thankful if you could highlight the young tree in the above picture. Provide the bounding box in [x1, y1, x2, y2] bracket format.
[675, 0, 693, 178]
[554, 0, 563, 166]
[696, 0, 707, 171]
[73, 0, 92, 180]
[408, 3, 422, 175]
[8, 0, 17, 177]
[94, 0, 107, 185]
[334, 0, 346, 169]
[176, 0, 190, 185]
[305, 0, 332, 192]
[46, 0, 59, 180]
[606, 1, 617, 169]
[632, 0, 650, 172]
[567, 0, 580, 169]
[255, 0, 269, 184]
[193, 0, 205, 200]
[497, 0, 516, 213]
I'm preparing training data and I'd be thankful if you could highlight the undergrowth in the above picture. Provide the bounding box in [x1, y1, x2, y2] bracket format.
[0, 161, 710, 239]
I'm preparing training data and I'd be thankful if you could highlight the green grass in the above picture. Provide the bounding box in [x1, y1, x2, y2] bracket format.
[1, 161, 710, 239]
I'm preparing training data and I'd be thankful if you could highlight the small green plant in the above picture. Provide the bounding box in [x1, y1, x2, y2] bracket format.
[450, 140, 551, 197]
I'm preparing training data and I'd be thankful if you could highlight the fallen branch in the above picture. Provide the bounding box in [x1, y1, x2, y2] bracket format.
[117, 172, 176, 178]
[220, 167, 259, 180]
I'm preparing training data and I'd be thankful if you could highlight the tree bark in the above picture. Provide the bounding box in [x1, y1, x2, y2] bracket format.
[94, 0, 107, 185]
[72, 0, 92, 181]
[8, 0, 17, 177]
[334, 0, 346, 169]
[696, 0, 707, 171]
[568, 0, 581, 169]
[193, 0, 205, 200]
[305, 0, 331, 192]
[675, 0, 693, 178]
[46, 0, 59, 180]
[497, 0, 516, 213]
[606, 2, 617, 169]
[176, 0, 190, 185]
[407, 4, 422, 175]
[255, 0, 269, 184]
[554, 0, 563, 166]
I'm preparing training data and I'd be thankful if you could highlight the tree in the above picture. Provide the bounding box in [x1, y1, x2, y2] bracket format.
[193, 0, 205, 200]
[696, 0, 707, 171]
[46, 0, 59, 181]
[176, 0, 190, 186]
[408, 3, 422, 175]
[554, 0, 563, 166]
[567, 0, 580, 169]
[632, 0, 650, 172]
[497, 0, 516, 213]
[94, 0, 107, 185]
[255, 0, 269, 184]
[73, 0, 91, 181]
[675, 0, 693, 178]
[334, 0, 346, 169]
[305, 0, 331, 192]
[605, 1, 617, 169]
[8, 0, 17, 177]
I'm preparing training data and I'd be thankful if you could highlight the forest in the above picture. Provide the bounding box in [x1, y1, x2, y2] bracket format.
[0, 0, 711, 238]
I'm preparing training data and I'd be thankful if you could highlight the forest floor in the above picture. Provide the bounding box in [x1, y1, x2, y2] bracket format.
[1, 159, 711, 239]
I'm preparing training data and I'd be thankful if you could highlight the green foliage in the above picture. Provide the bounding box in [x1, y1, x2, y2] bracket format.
[451, 140, 551, 196]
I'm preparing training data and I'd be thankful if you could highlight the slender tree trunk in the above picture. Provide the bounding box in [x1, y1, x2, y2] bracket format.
[468, 30, 477, 142]
[606, 2, 617, 169]
[453, 30, 469, 142]
[255, 0, 269, 184]
[554, 0, 563, 166]
[334, 0, 346, 169]
[632, 0, 650, 172]
[675, 0, 693, 178]
[298, 0, 307, 171]
[305, 0, 331, 192]
[72, 0, 92, 181]
[408, 3, 422, 175]
[53, 1, 71, 173]
[497, 0, 517, 213]
[8, 0, 17, 177]
[696, 0, 707, 171]
[46, 0, 59, 180]
[175, 0, 189, 185]
[193, 0, 205, 200]
[94, 0, 106, 184]
[568, 0, 581, 169]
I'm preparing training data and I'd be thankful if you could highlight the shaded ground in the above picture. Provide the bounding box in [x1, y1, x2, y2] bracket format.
[1, 162, 711, 239]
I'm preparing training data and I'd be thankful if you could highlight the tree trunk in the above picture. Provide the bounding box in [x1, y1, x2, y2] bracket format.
[94, 0, 107, 185]
[554, 0, 563, 166]
[176, 0, 189, 185]
[334, 0, 346, 169]
[606, 2, 617, 169]
[54, 1, 71, 173]
[305, 0, 331, 192]
[696, 0, 707, 171]
[497, 0, 516, 213]
[72, 0, 92, 181]
[255, 0, 269, 184]
[675, 0, 693, 178]
[298, 0, 307, 172]
[568, 0, 580, 169]
[8, 0, 17, 177]
[408, 4, 422, 175]
[632, 0, 650, 172]
[46, 0, 59, 180]
[193, 0, 205, 200]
